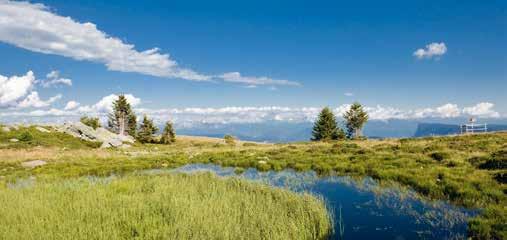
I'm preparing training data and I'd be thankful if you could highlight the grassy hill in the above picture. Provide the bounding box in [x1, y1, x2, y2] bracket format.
[0, 125, 506, 239]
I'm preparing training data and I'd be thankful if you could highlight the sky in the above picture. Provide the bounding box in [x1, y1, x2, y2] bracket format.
[0, 0, 506, 124]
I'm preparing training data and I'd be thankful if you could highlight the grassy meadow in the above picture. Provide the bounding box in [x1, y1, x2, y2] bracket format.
[0, 125, 506, 239]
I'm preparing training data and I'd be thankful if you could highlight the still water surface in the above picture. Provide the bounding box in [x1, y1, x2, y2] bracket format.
[148, 164, 475, 240]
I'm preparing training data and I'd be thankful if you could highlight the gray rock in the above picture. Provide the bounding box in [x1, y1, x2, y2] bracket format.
[9, 138, 19, 142]
[21, 160, 47, 168]
[56, 122, 135, 148]
[35, 126, 50, 133]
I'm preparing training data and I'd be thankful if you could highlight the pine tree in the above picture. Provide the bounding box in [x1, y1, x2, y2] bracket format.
[312, 107, 344, 141]
[107, 95, 137, 136]
[137, 115, 158, 143]
[343, 102, 369, 139]
[160, 121, 176, 144]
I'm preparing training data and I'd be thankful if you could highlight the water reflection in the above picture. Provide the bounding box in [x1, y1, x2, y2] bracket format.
[147, 164, 474, 240]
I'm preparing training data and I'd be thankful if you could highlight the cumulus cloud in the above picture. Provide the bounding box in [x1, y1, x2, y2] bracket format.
[17, 92, 62, 108]
[64, 100, 80, 110]
[1, 92, 502, 125]
[0, 1, 209, 81]
[0, 70, 34, 107]
[77, 94, 141, 113]
[39, 70, 72, 88]
[218, 72, 300, 86]
[463, 102, 500, 118]
[0, 71, 63, 109]
[413, 103, 461, 118]
[413, 42, 447, 59]
[344, 92, 354, 97]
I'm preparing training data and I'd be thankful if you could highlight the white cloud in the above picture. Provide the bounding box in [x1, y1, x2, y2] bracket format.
[17, 92, 62, 108]
[463, 102, 500, 118]
[39, 70, 72, 88]
[218, 72, 300, 86]
[0, 70, 34, 107]
[344, 92, 354, 97]
[0, 1, 210, 81]
[413, 42, 447, 59]
[0, 70, 64, 109]
[77, 94, 141, 113]
[1, 93, 503, 125]
[413, 103, 461, 118]
[64, 100, 80, 110]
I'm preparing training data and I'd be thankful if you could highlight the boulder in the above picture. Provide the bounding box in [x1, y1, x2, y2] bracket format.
[1, 126, 10, 132]
[21, 160, 47, 168]
[57, 122, 135, 148]
[9, 138, 19, 142]
[35, 126, 50, 133]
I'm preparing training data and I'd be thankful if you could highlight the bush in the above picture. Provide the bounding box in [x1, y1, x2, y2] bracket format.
[468, 156, 488, 167]
[18, 131, 33, 142]
[429, 152, 450, 161]
[242, 142, 258, 147]
[493, 172, 506, 184]
[80, 116, 101, 129]
[224, 135, 236, 146]
[479, 150, 507, 170]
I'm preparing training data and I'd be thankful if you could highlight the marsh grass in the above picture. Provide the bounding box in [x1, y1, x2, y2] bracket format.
[0, 173, 332, 240]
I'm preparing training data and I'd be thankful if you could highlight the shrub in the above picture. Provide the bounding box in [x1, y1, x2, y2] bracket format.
[493, 172, 506, 184]
[479, 160, 507, 170]
[479, 150, 507, 170]
[80, 116, 101, 129]
[224, 135, 236, 146]
[18, 131, 33, 142]
[468, 156, 488, 167]
[242, 142, 258, 147]
[446, 161, 459, 168]
[429, 152, 450, 161]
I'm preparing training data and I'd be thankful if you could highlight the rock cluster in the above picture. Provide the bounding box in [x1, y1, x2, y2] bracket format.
[57, 122, 134, 148]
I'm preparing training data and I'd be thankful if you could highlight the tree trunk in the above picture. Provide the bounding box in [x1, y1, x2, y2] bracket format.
[119, 113, 125, 136]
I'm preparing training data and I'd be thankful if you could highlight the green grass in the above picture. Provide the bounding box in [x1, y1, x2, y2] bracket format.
[0, 125, 101, 149]
[0, 173, 332, 240]
[1, 126, 506, 239]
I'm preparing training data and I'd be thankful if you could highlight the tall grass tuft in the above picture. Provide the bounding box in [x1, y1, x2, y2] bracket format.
[0, 173, 332, 240]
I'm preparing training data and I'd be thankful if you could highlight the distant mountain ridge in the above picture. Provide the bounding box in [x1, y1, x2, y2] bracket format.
[170, 118, 507, 143]
[414, 123, 507, 137]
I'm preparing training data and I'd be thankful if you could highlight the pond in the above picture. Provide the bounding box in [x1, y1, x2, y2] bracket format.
[144, 164, 475, 240]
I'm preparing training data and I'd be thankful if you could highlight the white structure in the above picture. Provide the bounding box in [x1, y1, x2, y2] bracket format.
[460, 118, 487, 134]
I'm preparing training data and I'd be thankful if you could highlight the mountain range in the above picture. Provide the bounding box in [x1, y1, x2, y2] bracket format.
[173, 118, 507, 142]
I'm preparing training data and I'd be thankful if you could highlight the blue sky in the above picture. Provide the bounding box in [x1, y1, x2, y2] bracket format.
[0, 0, 505, 123]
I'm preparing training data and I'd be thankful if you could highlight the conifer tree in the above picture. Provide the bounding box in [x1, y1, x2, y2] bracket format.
[343, 102, 369, 139]
[137, 115, 158, 143]
[160, 121, 176, 144]
[312, 107, 344, 141]
[107, 95, 137, 136]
